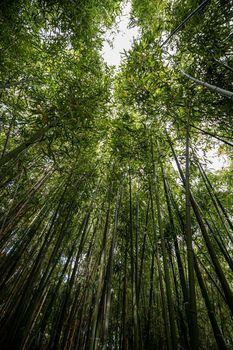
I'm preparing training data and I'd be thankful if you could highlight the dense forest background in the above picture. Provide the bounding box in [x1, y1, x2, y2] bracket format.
[0, 0, 233, 349]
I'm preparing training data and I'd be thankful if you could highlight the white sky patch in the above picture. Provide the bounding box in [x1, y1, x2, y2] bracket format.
[172, 143, 230, 174]
[101, 2, 139, 68]
[197, 145, 230, 172]
[160, 31, 177, 67]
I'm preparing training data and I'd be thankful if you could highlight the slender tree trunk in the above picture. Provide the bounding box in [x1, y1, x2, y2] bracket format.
[167, 133, 233, 316]
[129, 172, 140, 350]
[194, 255, 228, 350]
[149, 184, 172, 350]
[161, 0, 211, 47]
[0, 120, 56, 168]
[181, 70, 233, 99]
[151, 140, 178, 350]
[100, 180, 123, 350]
[184, 116, 198, 349]
[89, 202, 111, 350]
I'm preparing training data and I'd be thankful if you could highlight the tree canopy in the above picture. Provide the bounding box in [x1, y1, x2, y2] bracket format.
[0, 0, 233, 349]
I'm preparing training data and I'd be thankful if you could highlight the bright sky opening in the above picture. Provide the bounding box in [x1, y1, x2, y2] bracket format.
[101, 2, 139, 68]
[172, 143, 230, 175]
[197, 145, 230, 172]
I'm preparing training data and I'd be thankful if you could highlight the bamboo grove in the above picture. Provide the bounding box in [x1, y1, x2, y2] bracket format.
[0, 0, 233, 349]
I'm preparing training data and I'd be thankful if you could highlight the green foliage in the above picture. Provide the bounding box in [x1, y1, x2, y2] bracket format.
[0, 0, 233, 349]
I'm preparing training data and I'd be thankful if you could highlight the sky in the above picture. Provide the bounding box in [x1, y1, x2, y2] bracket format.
[197, 146, 230, 171]
[101, 2, 139, 68]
